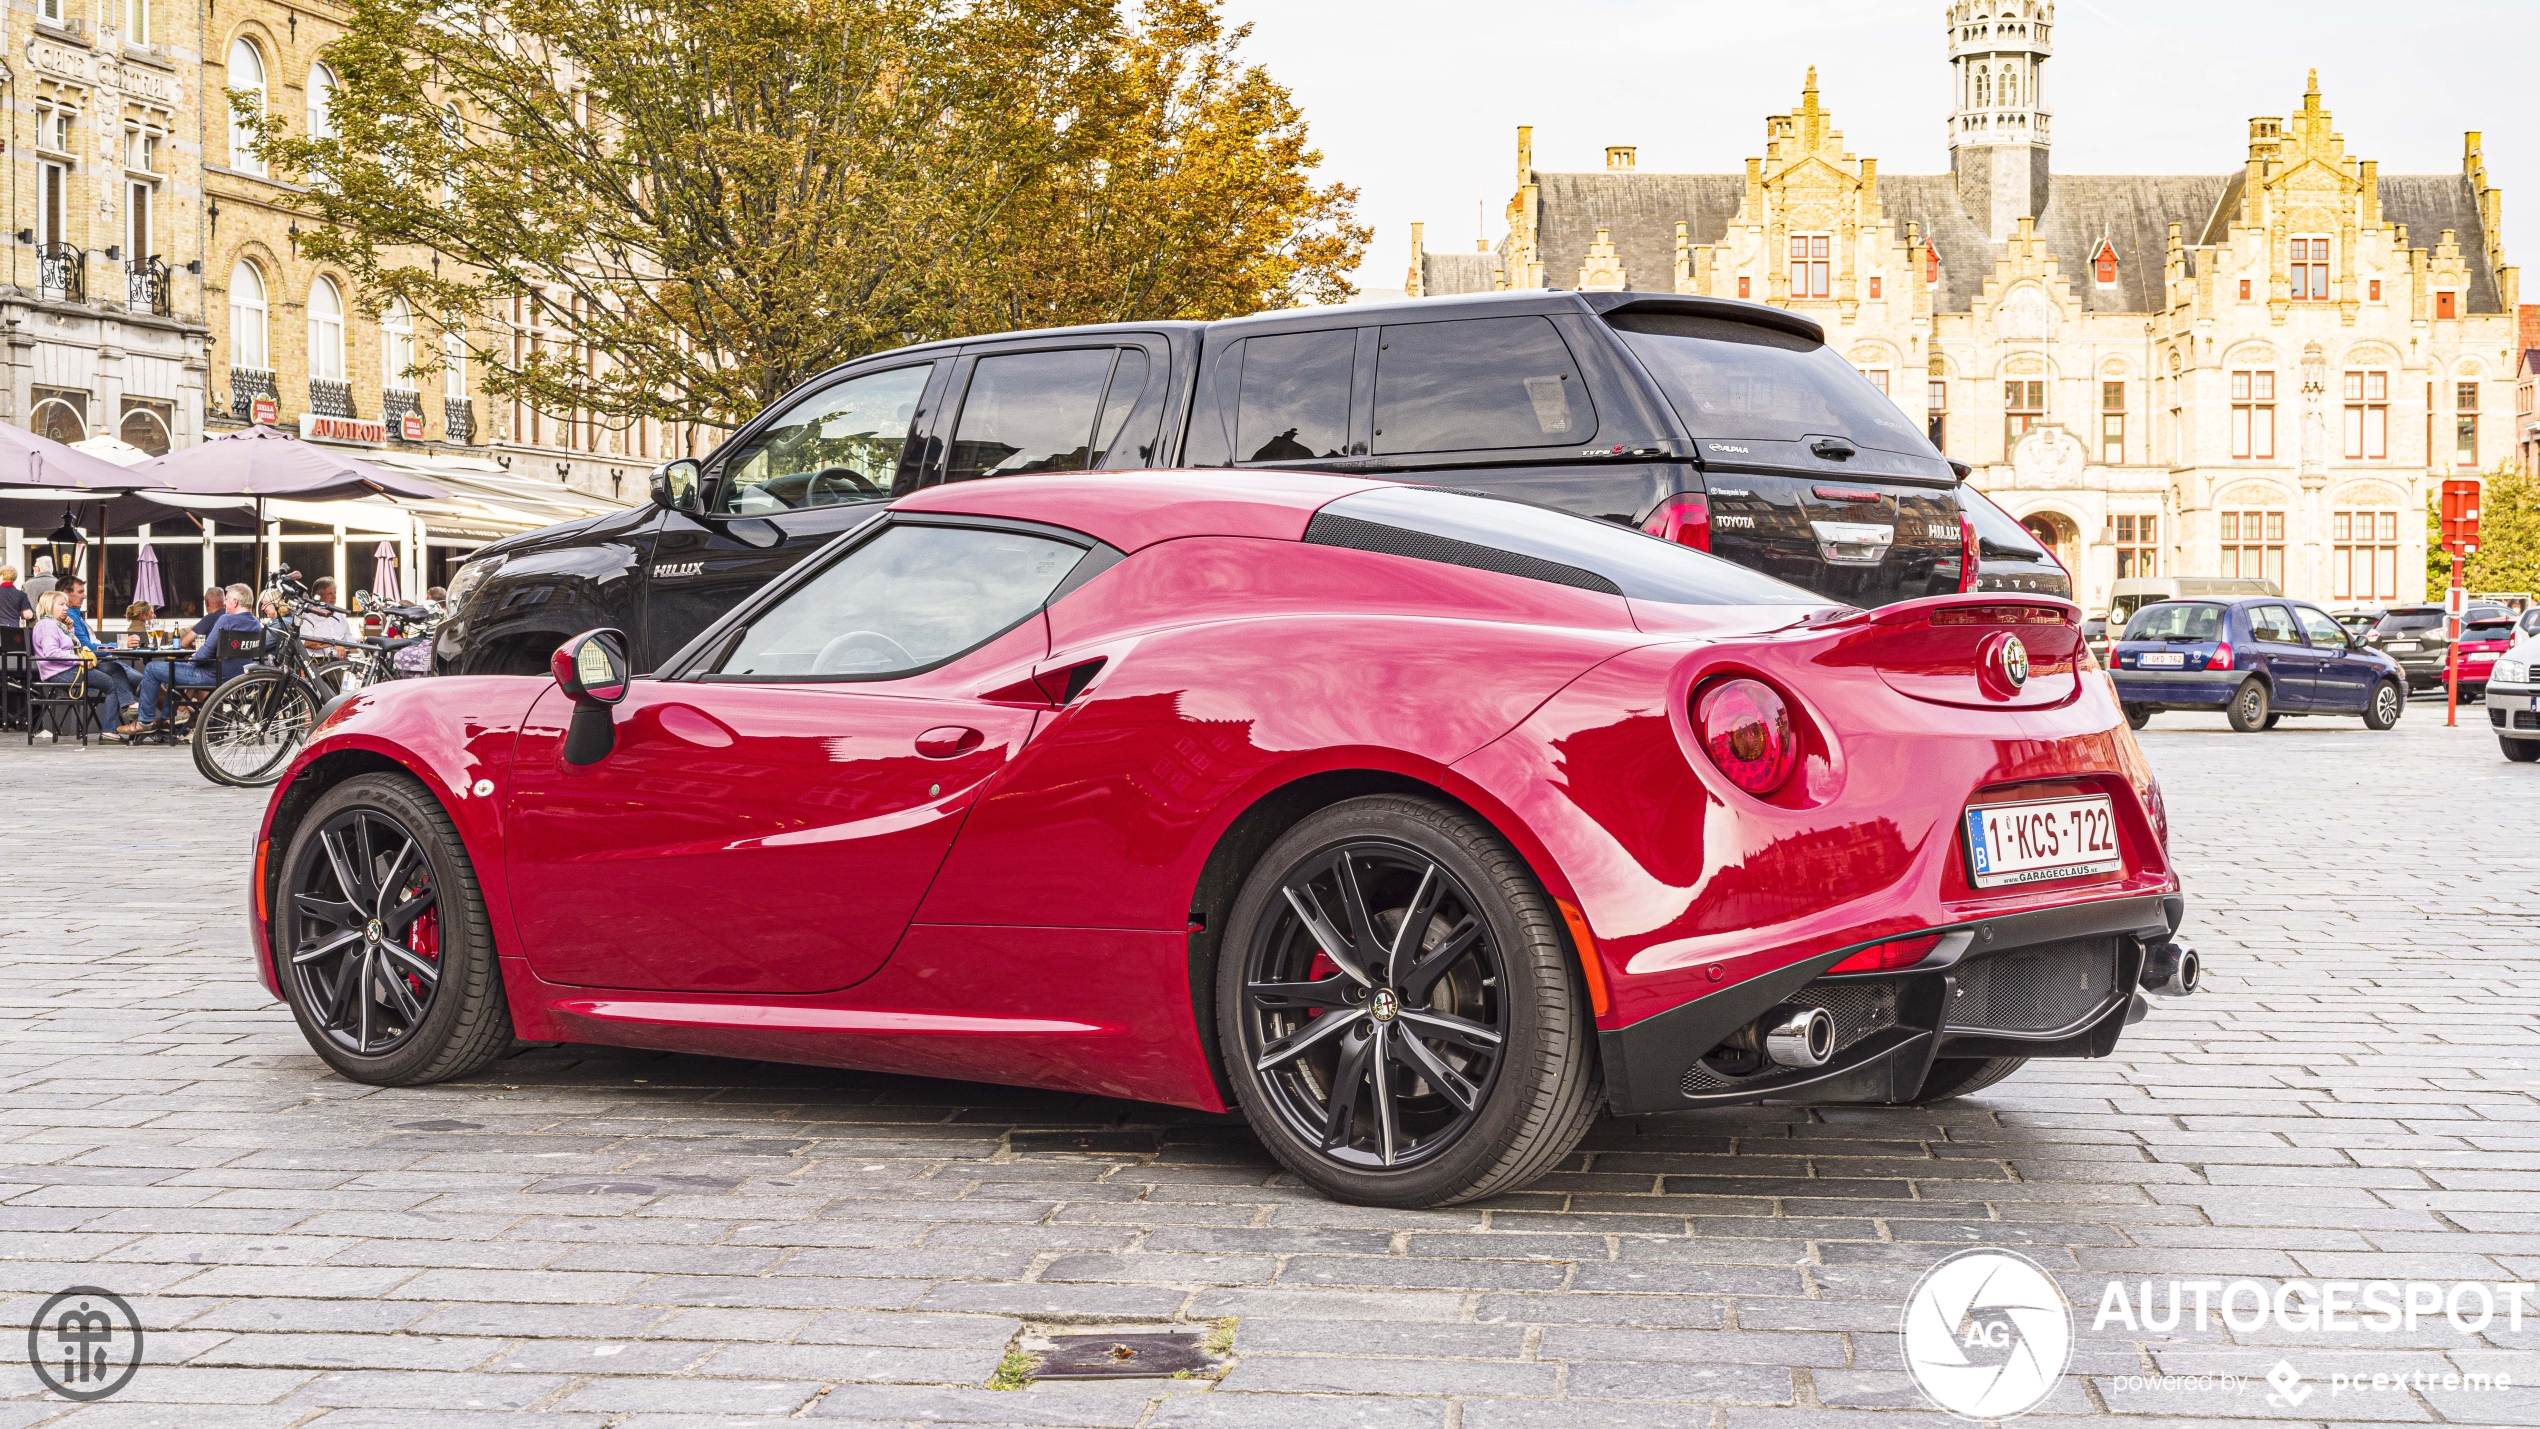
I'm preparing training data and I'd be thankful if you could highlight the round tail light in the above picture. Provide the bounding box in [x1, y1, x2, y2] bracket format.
[1695, 678, 1799, 795]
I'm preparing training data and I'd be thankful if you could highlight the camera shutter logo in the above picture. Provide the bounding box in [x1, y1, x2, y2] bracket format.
[28, 1287, 144, 1401]
[1902, 1249, 2071, 1419]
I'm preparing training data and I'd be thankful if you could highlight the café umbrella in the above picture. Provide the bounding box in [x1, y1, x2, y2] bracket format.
[126, 426, 450, 587]
[0, 422, 163, 611]
[371, 540, 402, 601]
[134, 543, 166, 608]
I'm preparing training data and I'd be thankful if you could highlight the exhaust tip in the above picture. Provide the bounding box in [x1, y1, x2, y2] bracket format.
[2142, 939, 2200, 996]
[1764, 1005, 1837, 1068]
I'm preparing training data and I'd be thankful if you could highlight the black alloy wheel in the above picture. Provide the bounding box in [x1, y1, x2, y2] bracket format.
[286, 806, 446, 1056]
[1217, 796, 1599, 1207]
[276, 773, 514, 1084]
[1241, 840, 1510, 1170]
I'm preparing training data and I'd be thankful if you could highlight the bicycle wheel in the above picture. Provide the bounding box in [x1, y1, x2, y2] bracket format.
[192, 671, 321, 787]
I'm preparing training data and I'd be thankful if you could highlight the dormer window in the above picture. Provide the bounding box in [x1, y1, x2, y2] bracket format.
[2436, 291, 2457, 319]
[2091, 240, 2118, 287]
[1924, 243, 1940, 285]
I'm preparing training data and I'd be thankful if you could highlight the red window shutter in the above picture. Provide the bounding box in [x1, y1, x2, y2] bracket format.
[2239, 279, 2251, 301]
[1738, 276, 1750, 299]
[1869, 277, 1881, 299]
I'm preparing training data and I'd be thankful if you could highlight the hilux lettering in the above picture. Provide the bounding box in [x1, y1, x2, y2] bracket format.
[653, 562, 704, 579]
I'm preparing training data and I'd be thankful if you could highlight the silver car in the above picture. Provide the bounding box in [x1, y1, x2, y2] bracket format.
[2489, 634, 2540, 762]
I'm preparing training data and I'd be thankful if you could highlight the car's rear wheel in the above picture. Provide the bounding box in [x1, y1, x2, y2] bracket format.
[2123, 705, 2151, 730]
[2363, 679, 2404, 730]
[276, 773, 513, 1086]
[1216, 795, 1599, 1208]
[2226, 679, 2270, 732]
[2503, 739, 2540, 764]
[1907, 1056, 2028, 1104]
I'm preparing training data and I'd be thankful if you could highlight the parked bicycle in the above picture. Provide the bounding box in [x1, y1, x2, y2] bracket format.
[191, 575, 439, 787]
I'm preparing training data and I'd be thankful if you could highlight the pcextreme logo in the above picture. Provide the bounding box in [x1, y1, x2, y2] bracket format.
[1902, 1248, 2074, 1420]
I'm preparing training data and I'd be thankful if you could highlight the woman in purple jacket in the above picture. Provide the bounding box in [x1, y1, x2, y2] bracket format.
[28, 591, 108, 736]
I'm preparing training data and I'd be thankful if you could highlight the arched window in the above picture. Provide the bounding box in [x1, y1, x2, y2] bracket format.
[227, 38, 266, 176]
[1975, 68, 1991, 108]
[229, 260, 270, 370]
[308, 276, 347, 381]
[383, 298, 417, 391]
[307, 62, 337, 141]
[120, 406, 172, 456]
[30, 398, 86, 443]
[2003, 69, 2019, 107]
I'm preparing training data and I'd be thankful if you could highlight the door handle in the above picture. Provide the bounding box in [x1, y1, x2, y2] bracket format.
[915, 725, 983, 759]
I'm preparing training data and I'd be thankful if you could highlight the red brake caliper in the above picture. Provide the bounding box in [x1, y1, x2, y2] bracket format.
[404, 887, 440, 995]
[1304, 949, 1338, 1018]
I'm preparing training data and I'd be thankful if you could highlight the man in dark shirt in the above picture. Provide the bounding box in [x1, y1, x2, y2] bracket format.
[132, 583, 263, 734]
[0, 565, 31, 631]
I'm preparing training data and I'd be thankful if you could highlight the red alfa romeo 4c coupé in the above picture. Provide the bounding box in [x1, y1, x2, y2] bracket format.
[250, 470, 2196, 1206]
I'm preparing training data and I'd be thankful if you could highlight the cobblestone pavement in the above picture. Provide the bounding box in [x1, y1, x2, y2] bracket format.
[2, 699, 2536, 1428]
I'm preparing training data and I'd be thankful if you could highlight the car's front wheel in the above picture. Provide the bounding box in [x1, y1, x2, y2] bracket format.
[1216, 795, 1599, 1207]
[275, 773, 514, 1086]
[2363, 679, 2404, 730]
[2226, 679, 2271, 732]
[2503, 739, 2540, 764]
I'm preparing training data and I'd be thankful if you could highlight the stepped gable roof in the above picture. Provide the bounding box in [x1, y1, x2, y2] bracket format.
[1418, 250, 1499, 297]
[1530, 170, 1746, 293]
[2378, 174, 2505, 312]
[1878, 173, 2000, 313]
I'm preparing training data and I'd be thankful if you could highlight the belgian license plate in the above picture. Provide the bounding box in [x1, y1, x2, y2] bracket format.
[2389, 641, 2420, 652]
[2138, 652, 2185, 668]
[1964, 796, 2123, 889]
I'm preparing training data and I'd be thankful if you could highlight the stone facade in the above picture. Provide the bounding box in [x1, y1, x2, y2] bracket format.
[1410, 5, 2521, 616]
[2, 0, 211, 455]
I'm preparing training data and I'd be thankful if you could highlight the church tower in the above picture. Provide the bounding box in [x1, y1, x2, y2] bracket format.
[1947, 1, 2053, 240]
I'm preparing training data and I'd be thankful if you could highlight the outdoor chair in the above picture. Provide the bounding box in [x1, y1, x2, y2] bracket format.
[0, 627, 28, 731]
[28, 667, 104, 746]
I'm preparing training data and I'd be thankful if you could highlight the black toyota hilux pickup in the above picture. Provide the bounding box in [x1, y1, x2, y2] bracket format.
[437, 290, 2066, 675]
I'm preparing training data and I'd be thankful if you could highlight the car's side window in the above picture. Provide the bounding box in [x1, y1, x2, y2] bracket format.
[717, 365, 934, 515]
[1235, 329, 1355, 462]
[2294, 606, 2347, 647]
[1373, 315, 1591, 455]
[711, 523, 1087, 680]
[946, 348, 1144, 483]
[2248, 604, 2303, 645]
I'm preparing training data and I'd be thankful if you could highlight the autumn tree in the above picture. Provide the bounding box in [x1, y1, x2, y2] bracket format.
[257, 0, 1364, 429]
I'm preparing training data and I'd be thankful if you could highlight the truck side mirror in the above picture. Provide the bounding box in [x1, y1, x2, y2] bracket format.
[650, 459, 705, 516]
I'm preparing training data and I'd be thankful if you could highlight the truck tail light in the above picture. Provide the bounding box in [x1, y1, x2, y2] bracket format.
[1958, 514, 1981, 593]
[1641, 494, 1712, 552]
[2206, 642, 2234, 671]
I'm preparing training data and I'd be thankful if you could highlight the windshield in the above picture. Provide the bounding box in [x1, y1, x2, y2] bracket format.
[2374, 609, 2444, 634]
[1959, 485, 2050, 559]
[2463, 621, 2516, 644]
[1605, 313, 1938, 456]
[2123, 602, 2224, 641]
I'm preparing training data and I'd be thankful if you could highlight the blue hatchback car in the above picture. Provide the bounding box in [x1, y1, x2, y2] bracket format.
[2112, 597, 2407, 733]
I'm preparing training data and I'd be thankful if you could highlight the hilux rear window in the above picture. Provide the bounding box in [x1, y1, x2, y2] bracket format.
[1605, 312, 1938, 457]
[1306, 485, 1817, 607]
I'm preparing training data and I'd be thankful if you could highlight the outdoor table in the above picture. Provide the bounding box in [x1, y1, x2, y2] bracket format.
[95, 646, 194, 745]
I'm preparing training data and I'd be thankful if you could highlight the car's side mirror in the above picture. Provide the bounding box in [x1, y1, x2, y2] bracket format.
[650, 458, 705, 516]
[552, 628, 630, 765]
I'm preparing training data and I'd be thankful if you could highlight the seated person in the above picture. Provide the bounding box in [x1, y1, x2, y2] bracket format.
[27, 592, 109, 733]
[124, 601, 159, 644]
[131, 583, 264, 735]
[53, 577, 142, 723]
[300, 577, 355, 655]
[185, 586, 227, 649]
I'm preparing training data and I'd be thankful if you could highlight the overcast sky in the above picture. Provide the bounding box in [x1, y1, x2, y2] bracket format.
[1227, 0, 2532, 299]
